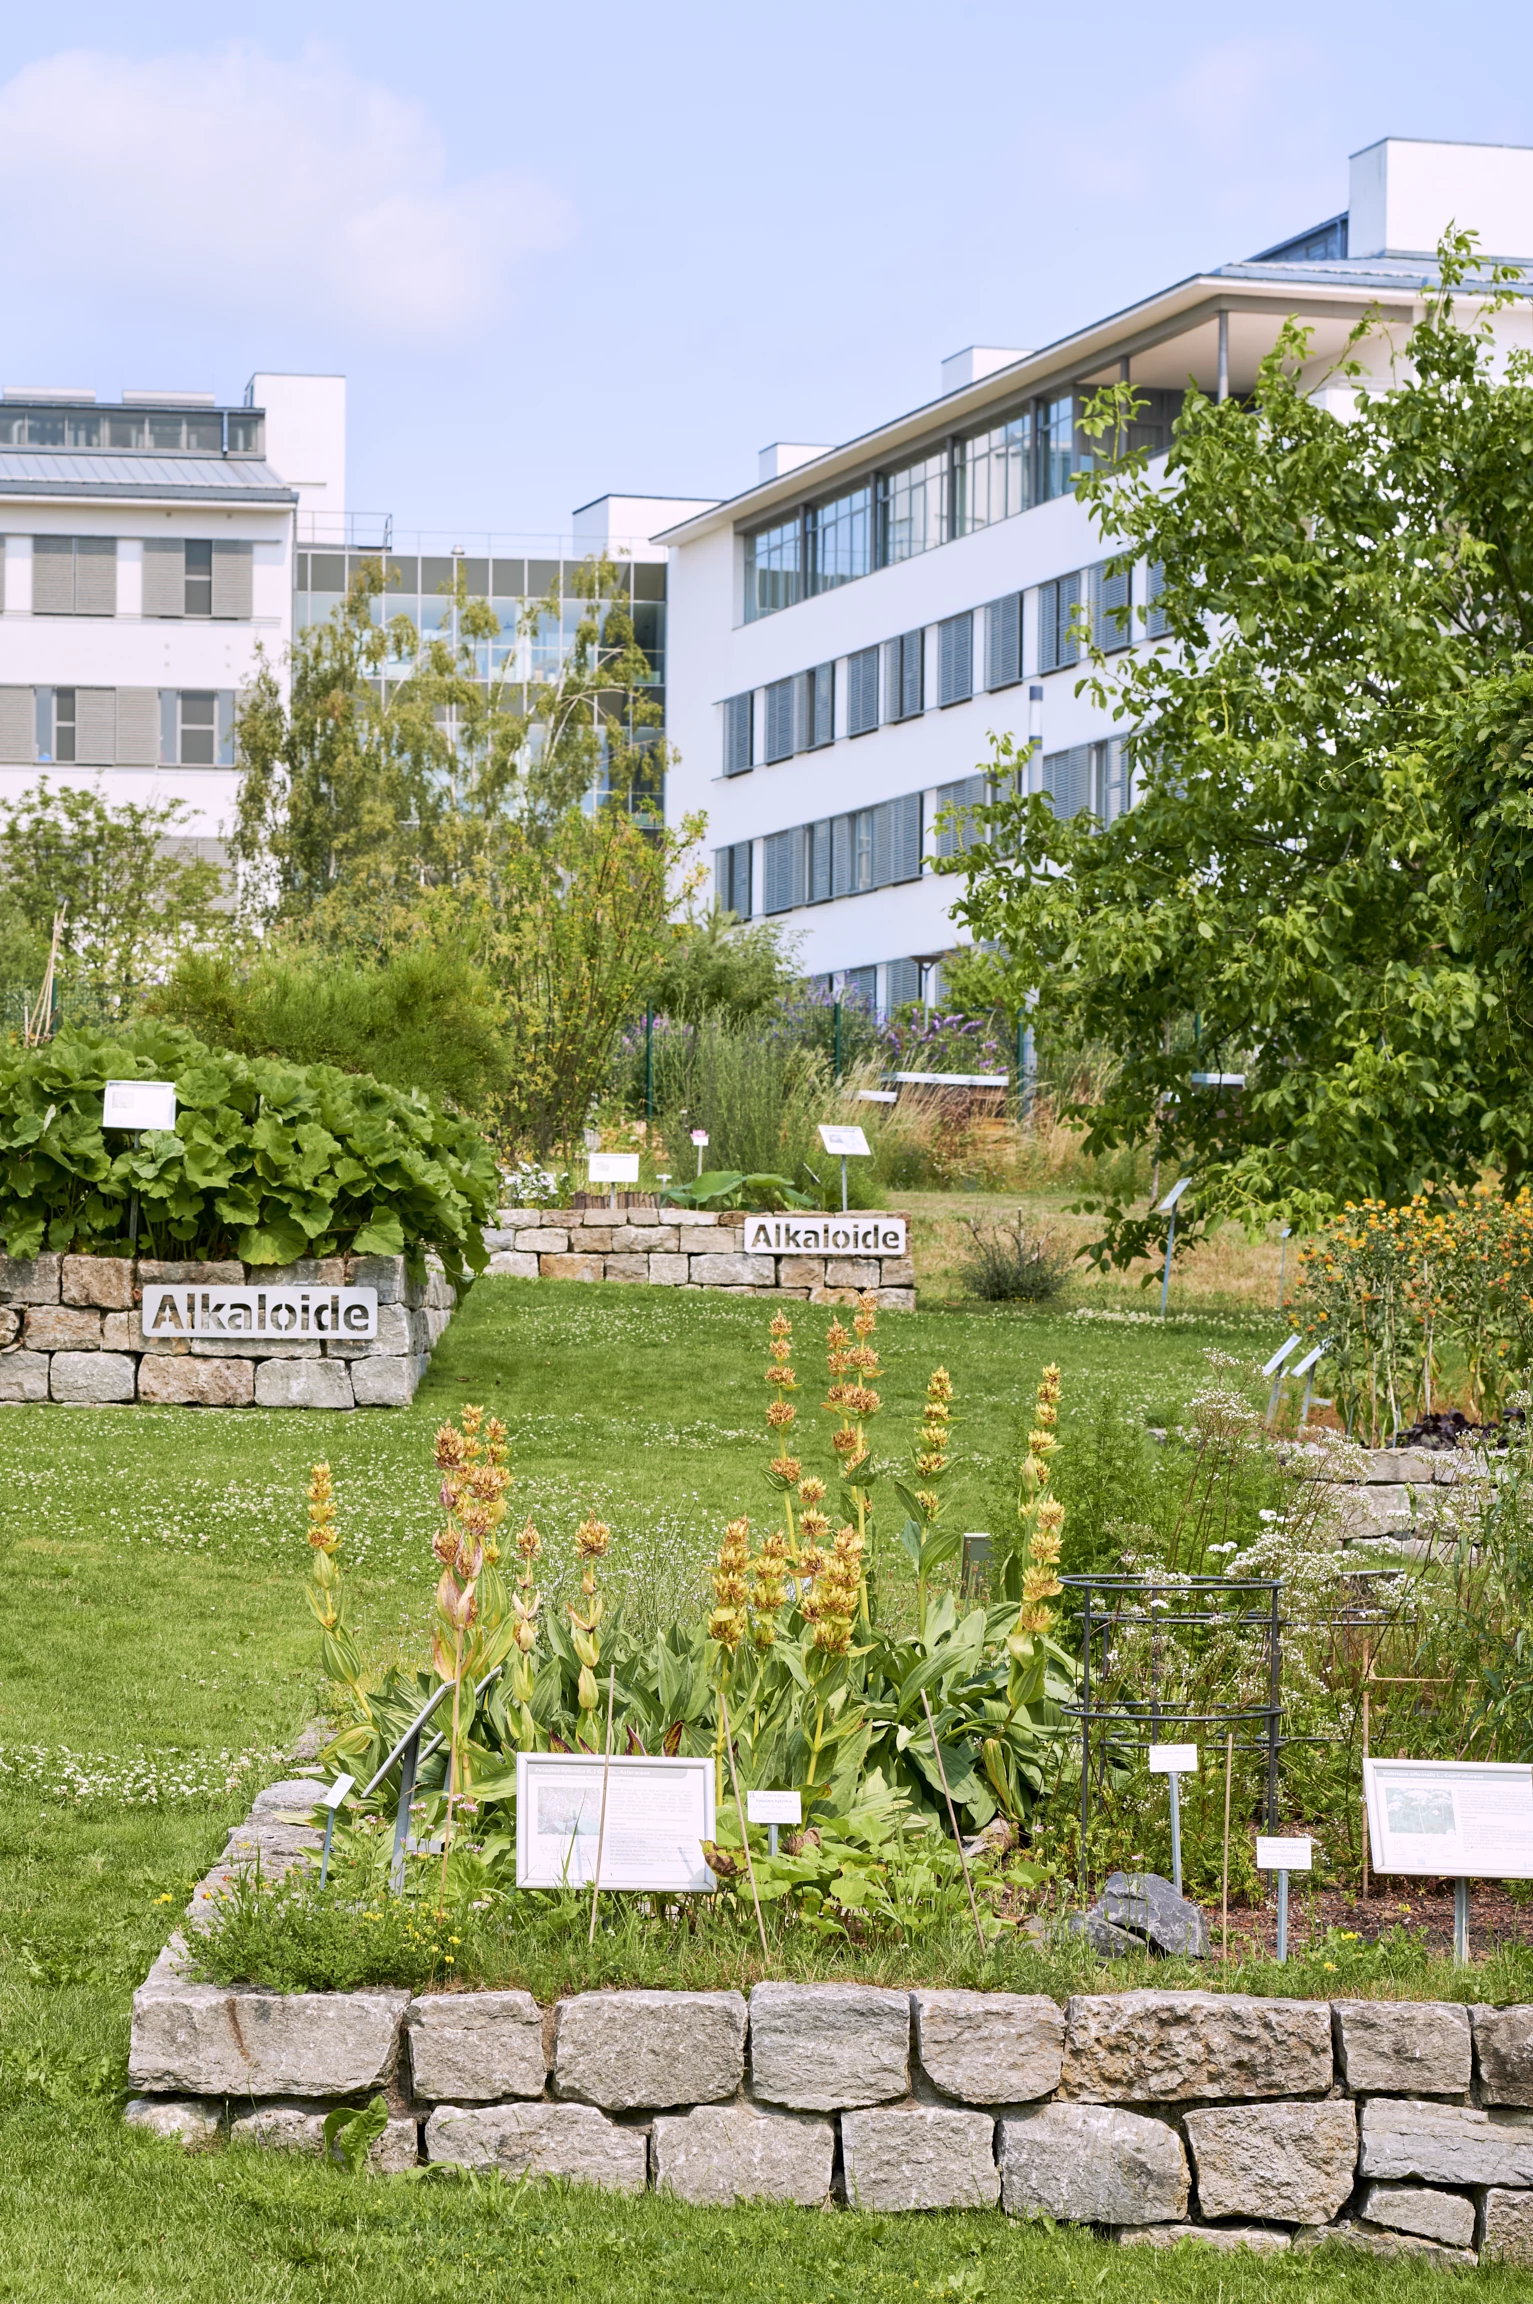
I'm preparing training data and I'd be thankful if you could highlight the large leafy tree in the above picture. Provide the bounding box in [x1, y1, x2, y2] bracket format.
[944, 236, 1533, 1266]
[0, 780, 226, 993]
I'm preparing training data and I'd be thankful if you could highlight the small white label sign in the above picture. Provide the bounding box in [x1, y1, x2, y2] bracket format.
[1364, 1758, 1533, 1880]
[1148, 1743, 1199, 1774]
[690, 1129, 710, 1147]
[1256, 1836, 1313, 1872]
[744, 1215, 905, 1255]
[746, 1790, 802, 1826]
[104, 1079, 176, 1131]
[141, 1285, 378, 1340]
[818, 1124, 871, 1157]
[588, 1152, 640, 1184]
[515, 1752, 716, 1891]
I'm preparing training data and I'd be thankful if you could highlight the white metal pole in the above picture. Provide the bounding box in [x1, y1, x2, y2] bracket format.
[841, 1155, 848, 1212]
[1160, 1205, 1176, 1317]
[1169, 1770, 1183, 1895]
[1454, 1877, 1469, 1963]
[1276, 1868, 1289, 1962]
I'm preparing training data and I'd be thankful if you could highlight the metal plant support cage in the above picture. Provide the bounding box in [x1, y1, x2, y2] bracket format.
[1060, 1573, 1284, 1893]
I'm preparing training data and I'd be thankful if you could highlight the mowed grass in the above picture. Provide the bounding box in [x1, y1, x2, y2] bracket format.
[6, 1275, 1480, 2304]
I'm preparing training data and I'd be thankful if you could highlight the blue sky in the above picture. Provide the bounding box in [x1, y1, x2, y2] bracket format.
[2, 2, 1531, 536]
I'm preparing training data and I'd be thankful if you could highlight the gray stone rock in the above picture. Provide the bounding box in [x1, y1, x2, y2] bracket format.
[220, 1819, 322, 1873]
[350, 1356, 424, 1408]
[406, 1991, 548, 2102]
[1066, 1912, 1146, 1958]
[748, 1983, 909, 2111]
[555, 1988, 745, 2111]
[0, 1350, 49, 1401]
[248, 1780, 326, 1818]
[1334, 2000, 1471, 2096]
[138, 1356, 255, 1407]
[347, 1254, 408, 1303]
[651, 2103, 834, 2206]
[62, 1254, 134, 1310]
[254, 1358, 354, 1409]
[424, 2101, 647, 2192]
[51, 1350, 135, 1402]
[136, 1260, 244, 1286]
[124, 2095, 223, 2145]
[324, 1302, 415, 1359]
[228, 2102, 417, 2171]
[1359, 2097, 1533, 2187]
[25, 1304, 103, 1350]
[1293, 2221, 1476, 2269]
[1184, 2100, 1357, 2224]
[1062, 1990, 1332, 2103]
[1472, 2004, 1533, 2106]
[1359, 2182, 1476, 2248]
[1098, 1872, 1210, 1958]
[689, 1252, 777, 1288]
[998, 2104, 1189, 2225]
[842, 2107, 999, 2212]
[911, 1990, 1064, 2104]
[0, 1252, 60, 1302]
[485, 1251, 540, 1279]
[1119, 2223, 1290, 2254]
[1480, 2187, 1533, 2265]
[129, 1939, 408, 2097]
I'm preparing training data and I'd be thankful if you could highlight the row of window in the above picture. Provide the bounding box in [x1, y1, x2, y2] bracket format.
[0, 537, 254, 619]
[0, 406, 263, 458]
[716, 791, 926, 920]
[293, 550, 666, 603]
[0, 686, 237, 768]
[722, 560, 1155, 773]
[743, 390, 1180, 620]
[933, 739, 1131, 853]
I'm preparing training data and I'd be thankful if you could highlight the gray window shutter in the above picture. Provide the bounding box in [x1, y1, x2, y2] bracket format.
[844, 964, 876, 1010]
[0, 537, 5, 615]
[0, 687, 34, 762]
[74, 537, 117, 616]
[847, 646, 878, 735]
[791, 825, 809, 909]
[871, 800, 894, 888]
[75, 688, 117, 764]
[809, 818, 831, 903]
[901, 630, 924, 718]
[813, 663, 834, 748]
[763, 829, 794, 913]
[33, 536, 74, 614]
[1059, 571, 1081, 666]
[764, 678, 794, 763]
[115, 689, 160, 764]
[722, 692, 752, 775]
[892, 791, 923, 880]
[211, 541, 253, 619]
[143, 539, 186, 618]
[881, 639, 901, 722]
[886, 958, 921, 1010]
[985, 593, 1021, 688]
[938, 613, 973, 706]
[1043, 744, 1092, 819]
[832, 813, 854, 896]
[1146, 560, 1169, 638]
[937, 774, 987, 858]
[1091, 560, 1130, 651]
[1038, 579, 1057, 672]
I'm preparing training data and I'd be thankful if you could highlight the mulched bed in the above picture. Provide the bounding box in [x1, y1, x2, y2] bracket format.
[1206, 1876, 1533, 1959]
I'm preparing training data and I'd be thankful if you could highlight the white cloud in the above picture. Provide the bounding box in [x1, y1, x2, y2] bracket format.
[0, 43, 572, 345]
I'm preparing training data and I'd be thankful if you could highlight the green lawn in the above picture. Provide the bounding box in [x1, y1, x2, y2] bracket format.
[3, 1277, 1494, 2301]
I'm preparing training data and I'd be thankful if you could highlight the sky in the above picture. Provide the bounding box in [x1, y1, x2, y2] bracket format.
[4, 1, 1533, 539]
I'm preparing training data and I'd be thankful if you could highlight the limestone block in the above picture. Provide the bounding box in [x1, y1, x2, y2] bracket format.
[1292, 2221, 1476, 2268]
[1119, 2224, 1289, 2254]
[1359, 2182, 1476, 2248]
[603, 1254, 650, 1283]
[609, 1226, 675, 1254]
[324, 1302, 414, 1359]
[102, 1312, 135, 1349]
[351, 1357, 422, 1408]
[249, 1780, 328, 1818]
[1184, 2100, 1357, 2224]
[842, 2107, 1000, 2211]
[1061, 1991, 1332, 2103]
[25, 1304, 103, 1350]
[0, 1350, 49, 1401]
[876, 1288, 917, 1311]
[254, 1359, 355, 1410]
[748, 1982, 909, 2111]
[911, 1990, 1064, 2104]
[62, 1254, 134, 1310]
[554, 1988, 746, 2111]
[1481, 2187, 1533, 2264]
[690, 1253, 777, 1288]
[0, 1252, 60, 1302]
[424, 2101, 647, 2192]
[877, 1257, 916, 1285]
[569, 1228, 614, 1253]
[124, 2096, 223, 2146]
[825, 1258, 880, 1289]
[648, 1253, 690, 1285]
[229, 2101, 417, 2171]
[1334, 2001, 1470, 2096]
[1359, 2097, 1533, 2186]
[246, 1258, 349, 1288]
[192, 1337, 320, 1360]
[998, 2104, 1189, 2224]
[485, 1251, 541, 1279]
[670, 1209, 723, 1227]
[0, 1308, 17, 1347]
[1473, 2005, 1533, 2105]
[480, 1229, 519, 1251]
[346, 1254, 408, 1303]
[51, 1350, 135, 1403]
[220, 1818, 322, 1874]
[777, 1257, 826, 1288]
[540, 1254, 603, 1282]
[129, 1941, 408, 2096]
[518, 1229, 570, 1255]
[136, 1260, 243, 1286]
[138, 1357, 255, 1408]
[406, 1990, 547, 2102]
[651, 2105, 832, 2207]
[1341, 1485, 1415, 1537]
[1365, 1449, 1440, 1483]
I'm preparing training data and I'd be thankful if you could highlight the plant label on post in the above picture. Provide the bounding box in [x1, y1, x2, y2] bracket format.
[1149, 1743, 1198, 1897]
[588, 1150, 639, 1208]
[746, 1787, 802, 1856]
[690, 1127, 709, 1177]
[317, 1772, 355, 1889]
[1257, 1834, 1312, 1963]
[1157, 1176, 1191, 1318]
[103, 1079, 177, 1132]
[818, 1122, 871, 1212]
[1262, 1332, 1303, 1425]
[1364, 1758, 1533, 1962]
[514, 1751, 716, 1891]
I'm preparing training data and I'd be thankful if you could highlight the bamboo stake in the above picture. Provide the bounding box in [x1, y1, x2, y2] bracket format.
[1221, 1730, 1233, 1968]
[718, 1685, 768, 1957]
[1361, 1688, 1370, 1903]
[588, 1665, 616, 1946]
[921, 1690, 986, 1955]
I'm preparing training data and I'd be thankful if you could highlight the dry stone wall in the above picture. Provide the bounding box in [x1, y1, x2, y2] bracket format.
[1292, 1441, 1500, 1556]
[484, 1207, 915, 1308]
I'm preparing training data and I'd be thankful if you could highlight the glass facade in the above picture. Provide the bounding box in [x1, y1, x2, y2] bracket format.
[744, 517, 802, 620]
[0, 403, 262, 456]
[878, 452, 948, 564]
[808, 486, 872, 593]
[954, 412, 1033, 533]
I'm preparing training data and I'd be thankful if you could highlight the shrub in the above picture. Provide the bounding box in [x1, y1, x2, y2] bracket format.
[0, 1021, 497, 1276]
[957, 1212, 1071, 1302]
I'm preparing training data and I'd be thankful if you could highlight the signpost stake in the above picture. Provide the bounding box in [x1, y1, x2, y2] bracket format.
[588, 1666, 616, 1946]
[840, 1155, 848, 1212]
[1078, 1585, 1092, 1897]
[768, 1824, 779, 1858]
[922, 1690, 986, 1954]
[1221, 1731, 1233, 1966]
[1276, 1867, 1290, 1963]
[718, 1687, 768, 1956]
[1454, 1877, 1469, 1964]
[1168, 1768, 1183, 1895]
[644, 1008, 654, 1120]
[833, 999, 842, 1083]
[1361, 1689, 1370, 1901]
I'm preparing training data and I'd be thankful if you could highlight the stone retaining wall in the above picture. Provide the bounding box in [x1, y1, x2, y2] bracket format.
[483, 1206, 915, 1308]
[1293, 1443, 1495, 1557]
[122, 1782, 1533, 2264]
[0, 1253, 456, 1409]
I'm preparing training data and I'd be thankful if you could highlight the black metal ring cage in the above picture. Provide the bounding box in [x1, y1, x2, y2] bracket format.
[1060, 1574, 1284, 1890]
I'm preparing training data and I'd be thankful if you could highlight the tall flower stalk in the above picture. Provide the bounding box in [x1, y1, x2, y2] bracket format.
[430, 1408, 516, 1889]
[569, 1516, 611, 1746]
[823, 1292, 883, 1630]
[1003, 1365, 1065, 1716]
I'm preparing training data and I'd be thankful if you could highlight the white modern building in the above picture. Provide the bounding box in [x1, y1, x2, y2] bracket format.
[659, 137, 1533, 1014]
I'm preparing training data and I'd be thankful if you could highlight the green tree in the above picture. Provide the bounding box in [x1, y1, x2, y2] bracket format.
[0, 780, 227, 993]
[943, 235, 1533, 1267]
[645, 906, 799, 1024]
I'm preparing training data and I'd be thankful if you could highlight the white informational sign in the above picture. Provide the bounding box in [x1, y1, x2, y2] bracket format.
[103, 1079, 176, 1131]
[141, 1284, 378, 1341]
[856, 1089, 897, 1104]
[587, 1152, 640, 1185]
[319, 1774, 356, 1811]
[744, 1214, 906, 1255]
[515, 1752, 717, 1891]
[818, 1124, 871, 1157]
[1148, 1743, 1199, 1774]
[1257, 1835, 1313, 1872]
[1158, 1177, 1192, 1212]
[1364, 1759, 1533, 1880]
[746, 1789, 802, 1826]
[690, 1129, 710, 1147]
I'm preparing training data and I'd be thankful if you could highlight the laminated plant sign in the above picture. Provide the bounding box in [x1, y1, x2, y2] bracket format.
[103, 1079, 176, 1131]
[587, 1152, 640, 1184]
[1364, 1759, 1533, 1878]
[514, 1752, 716, 1890]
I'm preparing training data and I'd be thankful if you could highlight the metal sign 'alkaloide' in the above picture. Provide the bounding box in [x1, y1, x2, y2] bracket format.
[742, 1215, 906, 1255]
[140, 1284, 379, 1341]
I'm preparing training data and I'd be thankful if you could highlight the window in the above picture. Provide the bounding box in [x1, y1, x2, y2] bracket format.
[1037, 573, 1081, 672]
[1094, 738, 1130, 823]
[32, 535, 117, 616]
[985, 592, 1022, 689]
[877, 452, 947, 564]
[763, 827, 807, 914]
[841, 965, 877, 1010]
[1090, 560, 1131, 652]
[715, 840, 752, 916]
[185, 540, 213, 617]
[955, 412, 1034, 534]
[935, 774, 992, 857]
[1041, 744, 1093, 820]
[764, 678, 795, 764]
[50, 688, 76, 763]
[847, 646, 879, 736]
[227, 414, 264, 455]
[795, 662, 834, 751]
[1039, 395, 1077, 502]
[882, 629, 924, 722]
[179, 691, 217, 765]
[764, 792, 923, 913]
[886, 958, 923, 1011]
[1145, 560, 1170, 638]
[808, 488, 872, 594]
[722, 692, 753, 776]
[744, 517, 802, 621]
[938, 613, 973, 706]
[807, 818, 833, 903]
